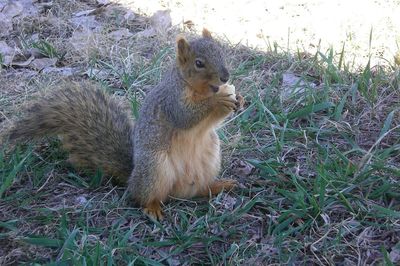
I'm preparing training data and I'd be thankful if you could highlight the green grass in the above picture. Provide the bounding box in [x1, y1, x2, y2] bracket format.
[0, 53, 4, 69]
[31, 40, 65, 61]
[1, 2, 400, 265]
[1, 42, 399, 264]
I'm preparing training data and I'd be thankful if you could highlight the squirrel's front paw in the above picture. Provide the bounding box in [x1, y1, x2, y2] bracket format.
[143, 201, 164, 221]
[214, 93, 237, 114]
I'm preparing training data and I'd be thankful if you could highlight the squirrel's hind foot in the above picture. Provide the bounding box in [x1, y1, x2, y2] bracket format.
[198, 178, 238, 197]
[143, 200, 164, 221]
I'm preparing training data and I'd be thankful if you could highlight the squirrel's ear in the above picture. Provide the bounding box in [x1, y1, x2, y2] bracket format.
[202, 28, 212, 39]
[176, 35, 191, 66]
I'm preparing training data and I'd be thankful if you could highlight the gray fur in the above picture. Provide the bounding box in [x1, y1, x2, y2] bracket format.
[6, 35, 229, 205]
[129, 36, 229, 204]
[8, 81, 134, 184]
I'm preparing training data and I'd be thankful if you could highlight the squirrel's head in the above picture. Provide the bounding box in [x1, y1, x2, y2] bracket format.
[176, 29, 229, 95]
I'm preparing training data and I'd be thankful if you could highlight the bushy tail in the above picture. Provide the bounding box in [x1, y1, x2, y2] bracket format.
[7, 81, 134, 183]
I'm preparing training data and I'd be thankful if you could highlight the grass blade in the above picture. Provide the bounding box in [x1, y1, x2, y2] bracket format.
[23, 236, 63, 248]
[379, 109, 397, 138]
[287, 102, 334, 120]
[0, 149, 32, 198]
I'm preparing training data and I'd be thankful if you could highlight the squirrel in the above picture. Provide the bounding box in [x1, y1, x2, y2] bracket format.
[5, 29, 244, 220]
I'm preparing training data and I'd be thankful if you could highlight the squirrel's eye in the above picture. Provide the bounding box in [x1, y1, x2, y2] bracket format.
[195, 59, 205, 68]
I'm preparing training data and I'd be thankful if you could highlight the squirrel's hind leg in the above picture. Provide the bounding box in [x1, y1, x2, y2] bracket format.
[129, 151, 178, 221]
[197, 179, 238, 197]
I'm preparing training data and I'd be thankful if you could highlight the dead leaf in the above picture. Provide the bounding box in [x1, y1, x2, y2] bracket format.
[30, 33, 40, 42]
[232, 158, 254, 176]
[96, 0, 110, 6]
[282, 72, 303, 87]
[109, 28, 133, 41]
[1, 2, 23, 18]
[0, 14, 12, 37]
[11, 55, 35, 68]
[390, 248, 400, 264]
[281, 72, 316, 100]
[42, 67, 80, 76]
[1, 0, 38, 19]
[85, 68, 110, 80]
[165, 258, 180, 266]
[29, 58, 58, 71]
[150, 10, 172, 32]
[124, 10, 136, 21]
[136, 28, 156, 38]
[135, 10, 171, 38]
[69, 28, 96, 52]
[74, 8, 98, 17]
[69, 15, 101, 30]
[221, 194, 237, 210]
[36, 1, 53, 12]
[74, 9, 96, 17]
[0, 41, 16, 65]
[23, 47, 46, 59]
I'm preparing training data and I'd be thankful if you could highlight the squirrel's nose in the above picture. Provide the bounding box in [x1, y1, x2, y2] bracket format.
[220, 68, 230, 83]
[220, 76, 229, 83]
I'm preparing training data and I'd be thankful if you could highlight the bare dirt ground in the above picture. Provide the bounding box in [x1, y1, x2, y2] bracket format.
[121, 0, 400, 68]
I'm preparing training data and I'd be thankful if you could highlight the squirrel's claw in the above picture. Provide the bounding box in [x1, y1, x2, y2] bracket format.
[234, 93, 245, 112]
[214, 93, 237, 113]
[143, 201, 164, 221]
